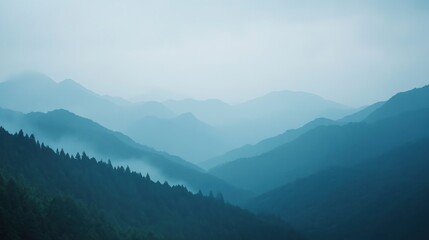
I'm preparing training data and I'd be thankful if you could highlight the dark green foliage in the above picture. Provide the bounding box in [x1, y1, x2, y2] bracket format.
[0, 107, 250, 203]
[0, 176, 123, 240]
[0, 127, 301, 240]
[247, 139, 429, 240]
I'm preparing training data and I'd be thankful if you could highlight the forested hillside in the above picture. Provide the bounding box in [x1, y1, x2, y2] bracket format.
[0, 127, 301, 240]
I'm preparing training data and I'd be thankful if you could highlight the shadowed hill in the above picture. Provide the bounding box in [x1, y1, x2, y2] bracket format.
[366, 85, 429, 122]
[247, 138, 429, 240]
[210, 85, 429, 193]
[0, 107, 250, 203]
[211, 108, 429, 193]
[0, 127, 303, 240]
[338, 101, 385, 123]
[204, 100, 387, 170]
[202, 118, 337, 170]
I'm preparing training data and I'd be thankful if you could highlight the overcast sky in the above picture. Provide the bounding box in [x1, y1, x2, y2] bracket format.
[1, 0, 428, 106]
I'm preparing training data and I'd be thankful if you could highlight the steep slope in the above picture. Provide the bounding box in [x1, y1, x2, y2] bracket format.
[125, 113, 230, 163]
[204, 100, 389, 170]
[210, 85, 429, 193]
[202, 118, 337, 170]
[0, 108, 249, 203]
[247, 139, 429, 240]
[366, 85, 429, 122]
[211, 109, 429, 193]
[0, 127, 303, 240]
[338, 101, 384, 123]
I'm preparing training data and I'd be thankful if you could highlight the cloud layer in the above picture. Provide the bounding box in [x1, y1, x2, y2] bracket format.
[1, 0, 428, 106]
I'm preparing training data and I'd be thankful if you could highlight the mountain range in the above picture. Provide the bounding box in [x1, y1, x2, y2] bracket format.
[199, 83, 429, 239]
[165, 90, 354, 148]
[203, 100, 389, 170]
[2, 70, 429, 239]
[125, 113, 229, 163]
[247, 138, 429, 239]
[0, 127, 302, 240]
[210, 85, 429, 193]
[0, 107, 249, 203]
[0, 71, 354, 163]
[201, 117, 338, 169]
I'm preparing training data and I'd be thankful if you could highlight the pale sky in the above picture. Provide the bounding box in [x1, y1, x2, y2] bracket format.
[1, 0, 428, 107]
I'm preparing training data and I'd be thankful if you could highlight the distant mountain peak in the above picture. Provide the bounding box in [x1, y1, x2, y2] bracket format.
[164, 98, 230, 106]
[46, 108, 74, 115]
[366, 84, 429, 122]
[58, 78, 98, 96]
[59, 78, 86, 89]
[26, 109, 77, 120]
[177, 112, 198, 121]
[4, 71, 56, 86]
[245, 89, 335, 105]
[60, 78, 79, 85]
[266, 89, 317, 97]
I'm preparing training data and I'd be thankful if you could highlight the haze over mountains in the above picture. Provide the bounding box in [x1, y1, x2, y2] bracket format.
[0, 71, 354, 163]
[2, 0, 429, 238]
[1, 71, 429, 239]
[164, 91, 353, 147]
[0, 127, 303, 240]
[208, 84, 429, 239]
[240, 87, 429, 239]
[202, 101, 386, 170]
[210, 85, 429, 193]
[0, 107, 248, 203]
[202, 117, 339, 170]
[125, 112, 229, 163]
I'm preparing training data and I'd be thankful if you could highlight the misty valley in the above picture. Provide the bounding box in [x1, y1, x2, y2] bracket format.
[1, 1, 429, 239]
[1, 72, 429, 239]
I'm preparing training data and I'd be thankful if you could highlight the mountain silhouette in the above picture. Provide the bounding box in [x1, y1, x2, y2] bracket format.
[204, 101, 387, 170]
[338, 101, 385, 123]
[366, 85, 429, 122]
[0, 71, 177, 131]
[165, 91, 353, 147]
[210, 85, 429, 193]
[0, 107, 249, 202]
[163, 98, 233, 126]
[0, 72, 355, 164]
[202, 118, 337, 169]
[0, 127, 302, 240]
[247, 138, 429, 239]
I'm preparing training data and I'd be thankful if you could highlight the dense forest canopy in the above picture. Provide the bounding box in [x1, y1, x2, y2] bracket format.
[0, 127, 302, 240]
